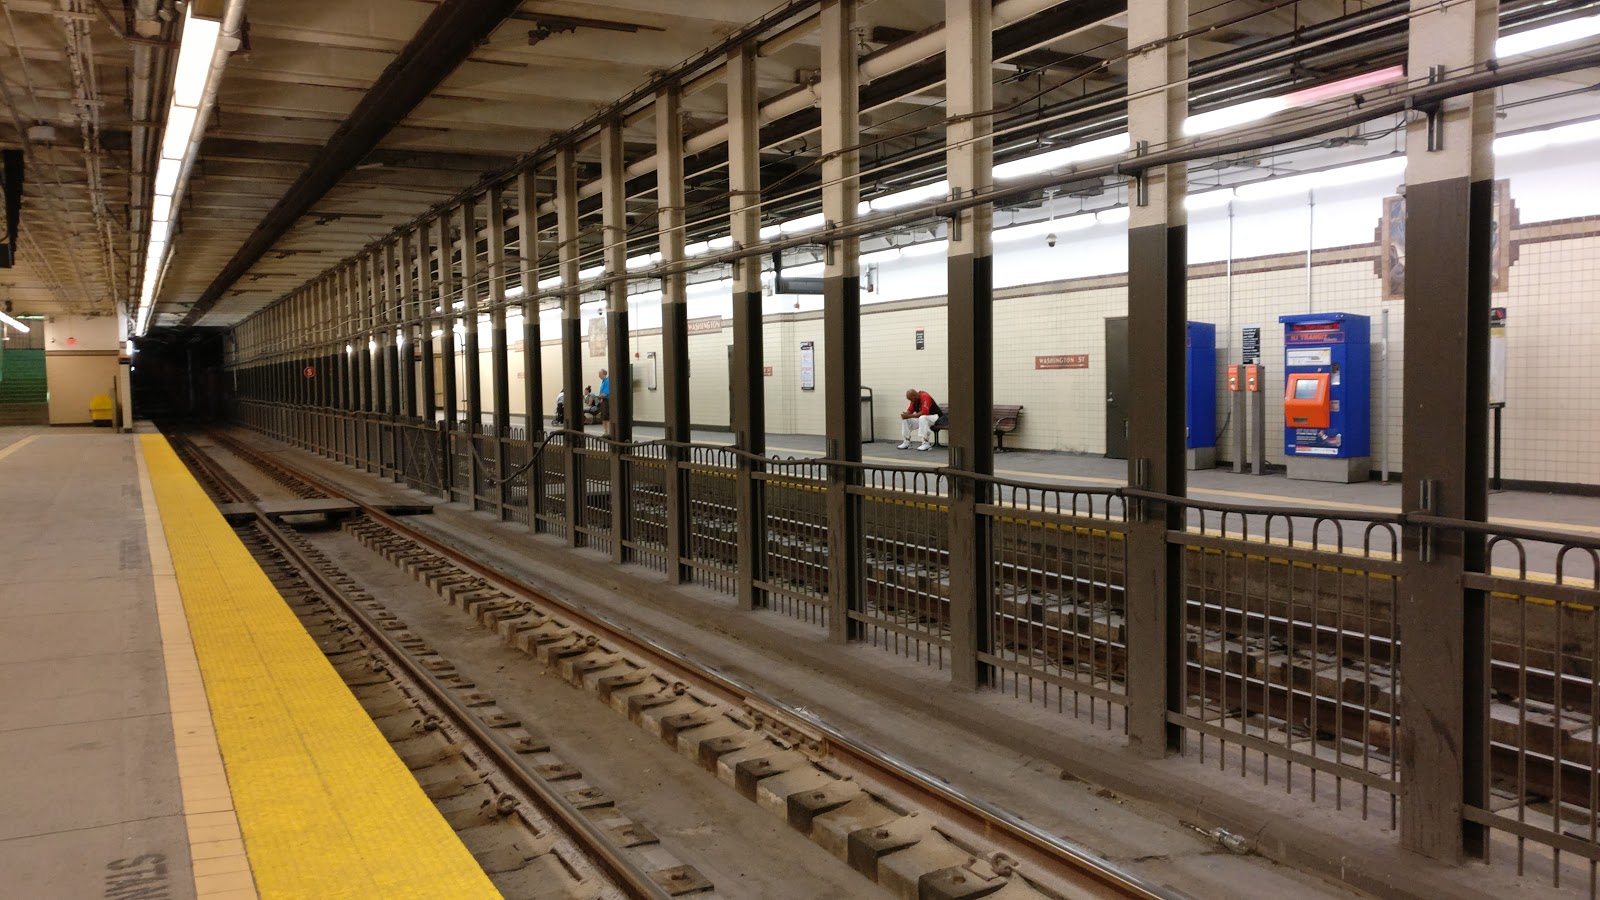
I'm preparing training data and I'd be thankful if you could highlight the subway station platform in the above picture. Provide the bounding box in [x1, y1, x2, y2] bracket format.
[0, 427, 496, 900]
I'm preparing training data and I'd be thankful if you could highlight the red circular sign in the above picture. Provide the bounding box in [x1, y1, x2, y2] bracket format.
[303, 366, 315, 378]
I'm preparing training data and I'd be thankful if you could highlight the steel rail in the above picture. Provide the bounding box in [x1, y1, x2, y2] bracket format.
[168, 430, 673, 900]
[209, 427, 1180, 900]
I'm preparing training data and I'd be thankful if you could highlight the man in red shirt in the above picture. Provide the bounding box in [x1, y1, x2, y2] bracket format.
[899, 388, 942, 450]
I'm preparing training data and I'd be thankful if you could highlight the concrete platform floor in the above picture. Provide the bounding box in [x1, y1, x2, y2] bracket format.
[0, 428, 202, 900]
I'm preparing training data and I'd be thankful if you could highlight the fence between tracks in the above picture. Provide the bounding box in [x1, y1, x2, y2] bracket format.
[239, 399, 1600, 889]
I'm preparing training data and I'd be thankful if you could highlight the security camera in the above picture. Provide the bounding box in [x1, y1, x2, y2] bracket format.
[1045, 233, 1057, 248]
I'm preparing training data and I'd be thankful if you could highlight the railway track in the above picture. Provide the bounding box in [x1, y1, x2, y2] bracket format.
[168, 430, 712, 900]
[180, 426, 1178, 900]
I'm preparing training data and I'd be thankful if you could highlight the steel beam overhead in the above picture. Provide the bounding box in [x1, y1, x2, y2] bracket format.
[178, 0, 527, 325]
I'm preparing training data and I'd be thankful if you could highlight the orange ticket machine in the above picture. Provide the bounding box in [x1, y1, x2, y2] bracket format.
[1283, 372, 1331, 428]
[1278, 313, 1371, 482]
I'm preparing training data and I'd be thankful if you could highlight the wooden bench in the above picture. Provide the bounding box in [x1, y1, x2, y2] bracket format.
[927, 403, 1025, 452]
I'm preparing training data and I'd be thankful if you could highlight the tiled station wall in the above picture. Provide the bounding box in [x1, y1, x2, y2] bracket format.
[439, 146, 1599, 487]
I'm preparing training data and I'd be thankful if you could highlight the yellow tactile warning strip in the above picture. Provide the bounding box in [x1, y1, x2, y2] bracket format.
[140, 434, 501, 900]
[135, 438, 261, 900]
[0, 433, 37, 462]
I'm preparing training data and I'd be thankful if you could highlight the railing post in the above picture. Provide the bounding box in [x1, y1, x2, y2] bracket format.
[461, 198, 484, 512]
[556, 147, 585, 549]
[1124, 0, 1189, 758]
[516, 170, 545, 535]
[1396, 0, 1496, 862]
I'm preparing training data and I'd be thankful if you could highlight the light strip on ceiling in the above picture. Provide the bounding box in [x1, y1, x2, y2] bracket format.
[134, 5, 226, 337]
[0, 311, 32, 333]
[1497, 13, 1600, 57]
[1184, 66, 1406, 136]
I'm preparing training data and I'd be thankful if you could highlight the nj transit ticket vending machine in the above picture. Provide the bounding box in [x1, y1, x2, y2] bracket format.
[1277, 313, 1371, 483]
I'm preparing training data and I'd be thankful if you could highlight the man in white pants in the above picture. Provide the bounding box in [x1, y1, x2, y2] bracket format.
[898, 388, 943, 451]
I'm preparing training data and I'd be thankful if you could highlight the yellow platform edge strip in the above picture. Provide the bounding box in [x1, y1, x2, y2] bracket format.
[140, 435, 500, 900]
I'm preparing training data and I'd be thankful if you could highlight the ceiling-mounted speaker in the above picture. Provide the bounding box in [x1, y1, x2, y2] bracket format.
[0, 149, 21, 269]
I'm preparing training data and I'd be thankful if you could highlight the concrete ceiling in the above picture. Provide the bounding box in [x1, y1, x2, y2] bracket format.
[1, 0, 1594, 329]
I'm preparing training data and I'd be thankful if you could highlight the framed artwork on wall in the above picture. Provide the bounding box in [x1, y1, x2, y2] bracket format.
[1380, 178, 1515, 301]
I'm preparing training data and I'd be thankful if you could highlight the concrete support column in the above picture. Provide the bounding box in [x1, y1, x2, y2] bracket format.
[439, 211, 460, 501]
[399, 232, 418, 421]
[489, 185, 512, 517]
[1124, 0, 1188, 758]
[944, 0, 995, 689]
[358, 254, 374, 416]
[727, 46, 766, 607]
[384, 241, 403, 420]
[821, 0, 864, 643]
[461, 199, 484, 507]
[1398, 0, 1497, 862]
[658, 83, 694, 584]
[517, 170, 543, 437]
[419, 218, 439, 426]
[600, 121, 633, 563]
[556, 147, 585, 547]
[368, 249, 385, 418]
[339, 266, 353, 415]
[517, 169, 546, 531]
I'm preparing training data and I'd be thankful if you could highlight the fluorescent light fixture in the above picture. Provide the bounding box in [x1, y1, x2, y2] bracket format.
[153, 157, 181, 196]
[870, 180, 948, 211]
[994, 133, 1129, 180]
[578, 265, 603, 280]
[758, 223, 783, 240]
[0, 311, 31, 333]
[505, 284, 525, 299]
[396, 333, 406, 347]
[1186, 66, 1405, 137]
[626, 252, 662, 270]
[432, 329, 445, 338]
[345, 344, 354, 354]
[1185, 189, 1236, 211]
[1234, 155, 1406, 200]
[686, 235, 734, 256]
[1096, 206, 1130, 224]
[859, 247, 901, 266]
[1184, 98, 1282, 137]
[161, 104, 198, 160]
[151, 194, 173, 222]
[1494, 118, 1600, 156]
[780, 213, 826, 235]
[172, 9, 222, 108]
[538, 275, 563, 289]
[1497, 14, 1600, 57]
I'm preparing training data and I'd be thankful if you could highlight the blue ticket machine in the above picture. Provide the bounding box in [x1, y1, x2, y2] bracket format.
[1278, 313, 1371, 483]
[1187, 321, 1217, 469]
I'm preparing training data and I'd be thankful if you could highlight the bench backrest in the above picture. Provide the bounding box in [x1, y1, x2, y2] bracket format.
[991, 405, 1023, 429]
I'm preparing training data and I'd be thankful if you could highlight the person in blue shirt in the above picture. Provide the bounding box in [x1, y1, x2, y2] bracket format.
[596, 368, 611, 435]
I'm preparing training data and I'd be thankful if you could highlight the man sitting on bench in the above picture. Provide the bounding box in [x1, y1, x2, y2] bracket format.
[899, 388, 942, 451]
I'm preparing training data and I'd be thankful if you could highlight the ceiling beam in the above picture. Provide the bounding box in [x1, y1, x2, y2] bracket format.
[180, 0, 527, 325]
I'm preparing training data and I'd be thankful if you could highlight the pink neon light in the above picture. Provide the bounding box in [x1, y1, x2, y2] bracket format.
[1285, 65, 1406, 107]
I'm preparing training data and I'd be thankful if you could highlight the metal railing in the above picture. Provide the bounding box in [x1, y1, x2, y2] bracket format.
[234, 398, 1600, 894]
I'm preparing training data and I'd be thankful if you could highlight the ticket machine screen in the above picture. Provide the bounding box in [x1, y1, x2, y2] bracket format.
[1292, 378, 1320, 400]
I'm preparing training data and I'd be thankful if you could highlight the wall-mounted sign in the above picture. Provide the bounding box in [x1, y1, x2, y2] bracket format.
[915, 328, 925, 350]
[1035, 354, 1088, 370]
[687, 316, 724, 335]
[1241, 325, 1261, 365]
[303, 366, 316, 378]
[800, 341, 815, 391]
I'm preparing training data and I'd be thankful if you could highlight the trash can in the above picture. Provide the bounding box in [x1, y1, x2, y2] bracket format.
[89, 394, 114, 427]
[860, 386, 874, 443]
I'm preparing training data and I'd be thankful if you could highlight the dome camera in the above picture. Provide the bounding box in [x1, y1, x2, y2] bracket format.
[1045, 232, 1057, 248]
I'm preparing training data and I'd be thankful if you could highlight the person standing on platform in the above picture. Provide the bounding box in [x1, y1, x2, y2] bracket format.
[899, 388, 941, 451]
[597, 368, 612, 437]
